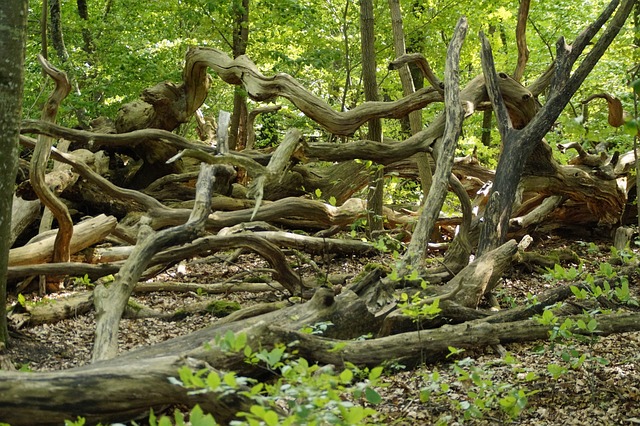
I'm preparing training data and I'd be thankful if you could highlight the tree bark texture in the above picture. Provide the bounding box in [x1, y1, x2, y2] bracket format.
[402, 17, 467, 270]
[0, 0, 29, 344]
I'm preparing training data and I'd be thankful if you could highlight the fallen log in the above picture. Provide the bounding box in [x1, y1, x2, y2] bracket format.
[8, 214, 117, 266]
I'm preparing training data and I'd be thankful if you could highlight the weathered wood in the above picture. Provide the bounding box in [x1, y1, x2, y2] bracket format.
[92, 230, 377, 263]
[2, 286, 640, 425]
[8, 214, 117, 266]
[402, 17, 467, 269]
[184, 46, 443, 136]
[439, 239, 518, 308]
[477, 0, 634, 254]
[20, 135, 168, 213]
[0, 356, 251, 426]
[247, 129, 303, 216]
[10, 195, 40, 247]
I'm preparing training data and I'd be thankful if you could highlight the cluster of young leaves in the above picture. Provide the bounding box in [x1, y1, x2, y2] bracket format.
[419, 348, 539, 423]
[172, 330, 384, 425]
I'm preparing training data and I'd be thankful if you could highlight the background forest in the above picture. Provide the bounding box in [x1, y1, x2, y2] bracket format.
[0, 0, 639, 425]
[23, 0, 637, 153]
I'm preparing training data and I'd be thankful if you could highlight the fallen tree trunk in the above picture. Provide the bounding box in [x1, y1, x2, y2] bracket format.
[8, 214, 117, 266]
[0, 355, 252, 426]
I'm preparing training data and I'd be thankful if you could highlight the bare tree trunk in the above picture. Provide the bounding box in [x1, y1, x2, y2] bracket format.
[402, 17, 467, 270]
[76, 0, 94, 55]
[477, 0, 635, 255]
[49, 0, 69, 62]
[0, 0, 29, 345]
[360, 0, 384, 235]
[228, 0, 249, 151]
[40, 0, 48, 62]
[513, 0, 531, 81]
[388, 0, 433, 197]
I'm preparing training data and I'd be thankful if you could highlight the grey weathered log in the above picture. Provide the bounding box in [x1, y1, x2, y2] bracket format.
[10, 195, 40, 247]
[0, 355, 252, 426]
[3, 287, 640, 425]
[247, 129, 303, 218]
[8, 214, 117, 266]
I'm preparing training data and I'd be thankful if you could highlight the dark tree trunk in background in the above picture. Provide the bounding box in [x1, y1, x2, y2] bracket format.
[228, 0, 250, 150]
[76, 0, 94, 55]
[0, 0, 29, 344]
[49, 0, 69, 62]
[360, 0, 384, 235]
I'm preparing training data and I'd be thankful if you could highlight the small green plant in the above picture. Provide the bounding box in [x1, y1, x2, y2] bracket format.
[17, 293, 26, 308]
[313, 188, 337, 206]
[542, 263, 583, 281]
[144, 406, 216, 426]
[609, 245, 636, 264]
[420, 351, 538, 422]
[300, 321, 334, 335]
[72, 274, 93, 287]
[173, 332, 384, 425]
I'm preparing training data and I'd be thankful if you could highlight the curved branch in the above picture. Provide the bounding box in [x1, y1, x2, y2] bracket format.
[513, 0, 531, 81]
[184, 47, 442, 136]
[389, 52, 444, 93]
[29, 55, 73, 264]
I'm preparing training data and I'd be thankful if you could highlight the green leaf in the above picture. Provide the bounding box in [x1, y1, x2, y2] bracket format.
[206, 372, 221, 389]
[368, 366, 383, 381]
[263, 410, 279, 426]
[340, 368, 353, 383]
[158, 416, 173, 426]
[223, 372, 237, 388]
[570, 285, 585, 299]
[365, 387, 382, 404]
[189, 405, 217, 426]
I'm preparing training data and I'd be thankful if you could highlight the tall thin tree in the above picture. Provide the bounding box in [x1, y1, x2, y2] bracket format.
[0, 0, 29, 345]
[360, 0, 384, 235]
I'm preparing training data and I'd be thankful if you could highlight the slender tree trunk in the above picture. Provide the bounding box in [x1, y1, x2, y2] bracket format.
[360, 0, 384, 235]
[0, 0, 29, 345]
[41, 0, 48, 62]
[77, 0, 94, 55]
[388, 0, 433, 198]
[481, 110, 492, 146]
[228, 0, 250, 151]
[49, 0, 69, 62]
[513, 0, 531, 81]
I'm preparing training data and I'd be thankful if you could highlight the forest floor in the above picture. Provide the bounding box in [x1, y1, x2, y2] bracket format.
[5, 233, 640, 425]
